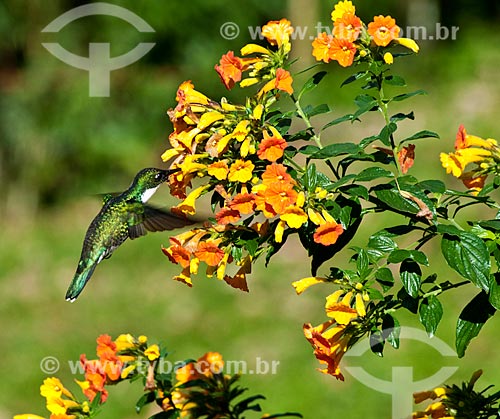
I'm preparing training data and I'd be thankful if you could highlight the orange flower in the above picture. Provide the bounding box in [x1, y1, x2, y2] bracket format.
[215, 51, 243, 90]
[275, 68, 294, 94]
[228, 193, 256, 214]
[333, 13, 362, 42]
[261, 163, 294, 186]
[79, 355, 108, 403]
[257, 131, 288, 162]
[194, 241, 225, 266]
[162, 244, 191, 268]
[303, 321, 349, 380]
[455, 124, 468, 150]
[312, 33, 336, 63]
[313, 221, 344, 245]
[368, 15, 400, 47]
[215, 207, 241, 225]
[460, 172, 487, 192]
[331, 38, 357, 67]
[398, 144, 415, 174]
[261, 18, 293, 47]
[197, 352, 224, 375]
[96, 334, 117, 361]
[262, 182, 298, 214]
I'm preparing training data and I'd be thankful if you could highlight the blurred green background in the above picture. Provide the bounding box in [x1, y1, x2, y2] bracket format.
[1, 0, 500, 418]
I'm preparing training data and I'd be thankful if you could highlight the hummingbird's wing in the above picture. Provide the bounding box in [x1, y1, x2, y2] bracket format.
[128, 204, 195, 240]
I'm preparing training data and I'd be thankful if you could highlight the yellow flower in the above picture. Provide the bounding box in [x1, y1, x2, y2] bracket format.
[121, 364, 137, 379]
[241, 43, 271, 56]
[261, 18, 293, 52]
[307, 208, 325, 225]
[331, 0, 356, 22]
[291, 276, 327, 294]
[383, 52, 394, 64]
[46, 398, 79, 416]
[394, 37, 420, 53]
[196, 111, 224, 130]
[138, 335, 148, 344]
[228, 160, 255, 183]
[40, 378, 73, 401]
[440, 152, 463, 177]
[173, 185, 210, 216]
[114, 333, 135, 351]
[207, 161, 229, 180]
[14, 415, 47, 419]
[274, 219, 286, 243]
[161, 147, 181, 162]
[144, 344, 160, 361]
[280, 206, 308, 228]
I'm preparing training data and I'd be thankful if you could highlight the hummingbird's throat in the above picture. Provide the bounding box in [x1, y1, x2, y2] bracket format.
[141, 186, 159, 203]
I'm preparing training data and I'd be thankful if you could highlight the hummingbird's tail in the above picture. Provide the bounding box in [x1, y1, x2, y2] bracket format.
[65, 262, 97, 302]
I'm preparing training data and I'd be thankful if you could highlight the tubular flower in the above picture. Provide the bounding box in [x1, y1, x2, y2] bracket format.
[292, 276, 328, 295]
[440, 125, 499, 192]
[215, 51, 244, 90]
[194, 241, 225, 266]
[172, 185, 210, 216]
[313, 221, 344, 246]
[325, 286, 369, 323]
[303, 320, 352, 380]
[412, 370, 487, 418]
[367, 15, 400, 47]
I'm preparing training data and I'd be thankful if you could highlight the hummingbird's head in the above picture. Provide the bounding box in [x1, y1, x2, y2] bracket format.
[132, 168, 177, 202]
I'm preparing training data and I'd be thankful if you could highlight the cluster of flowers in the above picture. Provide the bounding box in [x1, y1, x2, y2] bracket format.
[312, 0, 419, 67]
[412, 370, 498, 419]
[440, 124, 500, 193]
[15, 334, 225, 419]
[292, 276, 369, 380]
[161, 18, 344, 290]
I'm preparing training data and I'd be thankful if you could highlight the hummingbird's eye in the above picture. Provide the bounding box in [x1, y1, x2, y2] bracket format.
[155, 173, 162, 180]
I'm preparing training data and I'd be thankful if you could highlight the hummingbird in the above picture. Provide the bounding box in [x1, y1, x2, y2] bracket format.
[66, 167, 192, 302]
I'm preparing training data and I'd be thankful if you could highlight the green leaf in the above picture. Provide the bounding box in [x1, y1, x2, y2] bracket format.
[384, 74, 406, 86]
[419, 295, 443, 336]
[356, 248, 370, 277]
[400, 130, 440, 144]
[355, 167, 394, 182]
[379, 122, 398, 146]
[308, 142, 361, 159]
[304, 103, 330, 118]
[489, 277, 500, 310]
[369, 330, 385, 356]
[341, 71, 368, 87]
[390, 111, 414, 123]
[441, 231, 491, 292]
[245, 239, 259, 257]
[353, 94, 378, 119]
[388, 249, 428, 265]
[298, 70, 327, 99]
[374, 188, 420, 214]
[391, 89, 426, 102]
[400, 259, 421, 298]
[417, 180, 446, 194]
[382, 314, 400, 348]
[303, 163, 317, 192]
[321, 114, 354, 131]
[368, 234, 397, 254]
[398, 287, 419, 313]
[456, 291, 496, 357]
[136, 392, 156, 413]
[298, 145, 320, 155]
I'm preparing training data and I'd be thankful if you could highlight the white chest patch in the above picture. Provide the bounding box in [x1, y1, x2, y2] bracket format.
[141, 186, 159, 203]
